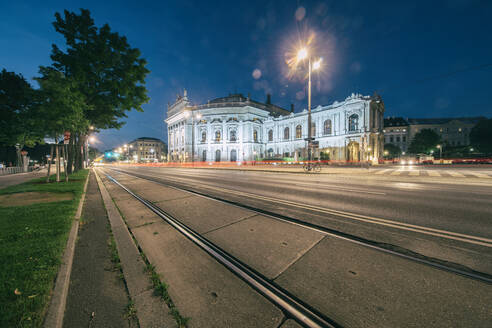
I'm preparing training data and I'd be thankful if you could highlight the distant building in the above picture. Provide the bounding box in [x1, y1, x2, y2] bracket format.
[128, 137, 167, 162]
[383, 117, 409, 152]
[384, 117, 483, 153]
[165, 90, 385, 163]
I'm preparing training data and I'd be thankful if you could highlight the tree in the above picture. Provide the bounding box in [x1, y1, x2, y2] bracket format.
[383, 143, 401, 158]
[45, 9, 149, 171]
[470, 118, 492, 154]
[35, 68, 88, 144]
[0, 69, 44, 166]
[408, 129, 441, 154]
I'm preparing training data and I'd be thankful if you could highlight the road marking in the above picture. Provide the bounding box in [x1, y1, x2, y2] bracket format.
[111, 167, 492, 248]
[408, 170, 420, 176]
[427, 170, 441, 177]
[447, 171, 466, 178]
[469, 171, 492, 179]
[390, 170, 402, 175]
[375, 169, 392, 175]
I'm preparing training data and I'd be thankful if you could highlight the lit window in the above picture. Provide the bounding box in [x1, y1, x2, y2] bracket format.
[215, 130, 221, 142]
[349, 114, 359, 131]
[253, 130, 258, 142]
[296, 125, 302, 139]
[324, 120, 332, 135]
[230, 130, 237, 142]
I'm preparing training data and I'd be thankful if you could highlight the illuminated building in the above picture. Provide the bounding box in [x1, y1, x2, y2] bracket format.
[165, 90, 385, 163]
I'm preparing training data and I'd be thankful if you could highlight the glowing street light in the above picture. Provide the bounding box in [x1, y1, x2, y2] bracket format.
[313, 57, 323, 71]
[297, 47, 308, 61]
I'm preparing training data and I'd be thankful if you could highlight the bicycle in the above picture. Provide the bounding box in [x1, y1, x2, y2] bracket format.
[303, 162, 321, 173]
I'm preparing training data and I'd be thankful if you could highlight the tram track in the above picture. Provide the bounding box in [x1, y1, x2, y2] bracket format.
[101, 170, 339, 328]
[104, 166, 492, 285]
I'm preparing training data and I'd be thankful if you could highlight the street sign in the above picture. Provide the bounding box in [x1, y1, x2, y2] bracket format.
[304, 137, 315, 141]
[64, 131, 70, 144]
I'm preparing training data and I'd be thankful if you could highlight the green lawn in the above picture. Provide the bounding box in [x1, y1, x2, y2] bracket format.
[0, 170, 88, 327]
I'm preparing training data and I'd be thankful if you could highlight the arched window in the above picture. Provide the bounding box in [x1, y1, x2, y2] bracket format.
[215, 130, 221, 142]
[215, 149, 221, 162]
[268, 129, 273, 142]
[253, 130, 258, 142]
[349, 114, 359, 131]
[284, 127, 290, 140]
[311, 123, 316, 137]
[230, 130, 236, 142]
[324, 119, 332, 135]
[202, 150, 207, 161]
[296, 125, 302, 139]
[230, 149, 237, 161]
[201, 131, 207, 142]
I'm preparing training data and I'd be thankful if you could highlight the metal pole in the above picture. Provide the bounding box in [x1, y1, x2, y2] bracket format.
[307, 57, 312, 163]
[191, 115, 195, 165]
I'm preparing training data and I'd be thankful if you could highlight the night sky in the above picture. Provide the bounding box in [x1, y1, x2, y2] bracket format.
[1, 0, 491, 150]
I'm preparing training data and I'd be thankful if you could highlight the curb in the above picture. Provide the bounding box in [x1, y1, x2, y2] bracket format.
[94, 168, 176, 328]
[43, 170, 90, 328]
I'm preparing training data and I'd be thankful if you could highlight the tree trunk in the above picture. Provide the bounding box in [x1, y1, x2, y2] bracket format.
[15, 144, 23, 167]
[74, 133, 82, 171]
[46, 145, 54, 183]
[62, 144, 69, 182]
[56, 144, 60, 182]
[67, 133, 75, 174]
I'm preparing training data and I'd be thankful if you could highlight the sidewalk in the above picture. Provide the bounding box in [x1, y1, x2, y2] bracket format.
[0, 168, 47, 189]
[62, 171, 135, 328]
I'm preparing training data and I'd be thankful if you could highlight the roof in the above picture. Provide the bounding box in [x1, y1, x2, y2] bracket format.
[384, 117, 409, 127]
[194, 93, 291, 117]
[129, 137, 165, 143]
[407, 117, 484, 125]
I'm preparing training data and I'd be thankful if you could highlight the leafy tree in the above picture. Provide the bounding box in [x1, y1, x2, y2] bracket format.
[470, 118, 492, 154]
[35, 68, 89, 143]
[0, 69, 44, 165]
[408, 129, 441, 154]
[383, 143, 401, 158]
[43, 9, 150, 171]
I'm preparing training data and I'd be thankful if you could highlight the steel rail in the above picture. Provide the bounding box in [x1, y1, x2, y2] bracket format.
[106, 167, 492, 285]
[103, 171, 339, 328]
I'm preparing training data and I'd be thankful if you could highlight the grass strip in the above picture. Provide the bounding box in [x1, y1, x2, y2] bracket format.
[0, 170, 88, 327]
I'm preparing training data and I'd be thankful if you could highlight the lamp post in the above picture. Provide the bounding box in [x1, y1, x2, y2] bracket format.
[184, 111, 202, 165]
[437, 144, 442, 163]
[296, 48, 322, 163]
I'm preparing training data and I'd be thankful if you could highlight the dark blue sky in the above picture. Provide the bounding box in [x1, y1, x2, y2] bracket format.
[1, 0, 491, 150]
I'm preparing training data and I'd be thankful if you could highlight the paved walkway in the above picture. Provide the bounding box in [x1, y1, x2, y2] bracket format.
[0, 169, 46, 189]
[63, 171, 135, 328]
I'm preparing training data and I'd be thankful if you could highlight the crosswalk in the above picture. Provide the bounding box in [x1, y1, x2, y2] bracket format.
[371, 169, 492, 178]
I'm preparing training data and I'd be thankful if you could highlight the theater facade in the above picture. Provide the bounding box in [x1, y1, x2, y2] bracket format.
[165, 90, 385, 163]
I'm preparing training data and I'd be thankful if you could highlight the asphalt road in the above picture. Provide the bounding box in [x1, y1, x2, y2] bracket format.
[104, 164, 492, 275]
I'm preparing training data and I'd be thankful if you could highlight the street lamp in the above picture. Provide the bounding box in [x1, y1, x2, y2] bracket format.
[436, 144, 442, 162]
[295, 47, 322, 163]
[184, 111, 202, 164]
